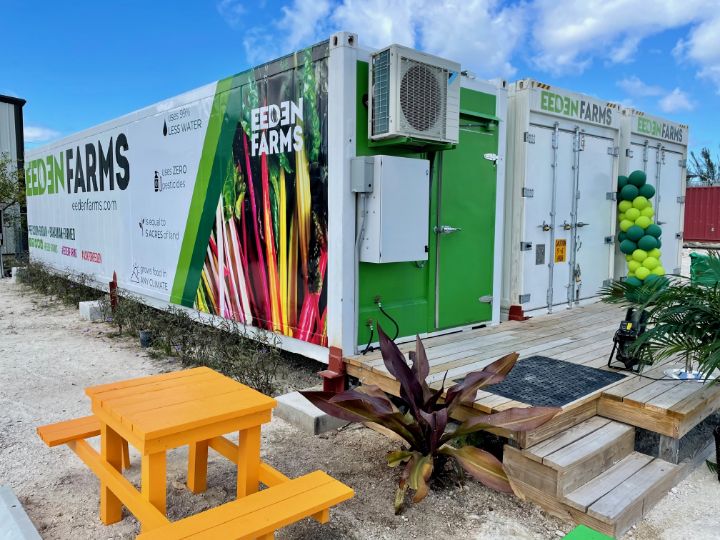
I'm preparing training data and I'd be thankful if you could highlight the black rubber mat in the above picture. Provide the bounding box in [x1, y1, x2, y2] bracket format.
[467, 356, 626, 407]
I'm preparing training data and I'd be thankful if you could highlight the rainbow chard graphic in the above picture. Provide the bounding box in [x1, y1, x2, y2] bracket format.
[195, 49, 329, 346]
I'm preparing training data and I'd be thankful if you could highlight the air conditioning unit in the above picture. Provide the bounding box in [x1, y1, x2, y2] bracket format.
[369, 45, 460, 144]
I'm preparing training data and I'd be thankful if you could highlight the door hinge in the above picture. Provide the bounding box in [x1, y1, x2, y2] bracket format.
[602, 278, 613, 287]
[607, 146, 619, 157]
[606, 192, 617, 201]
[523, 132, 535, 144]
[484, 153, 499, 163]
[676, 231, 683, 239]
[478, 295, 493, 304]
[520, 241, 533, 251]
[519, 294, 531, 304]
[626, 149, 634, 158]
[605, 236, 614, 244]
[522, 187, 534, 198]
[677, 195, 685, 203]
[679, 158, 687, 168]
[673, 267, 681, 274]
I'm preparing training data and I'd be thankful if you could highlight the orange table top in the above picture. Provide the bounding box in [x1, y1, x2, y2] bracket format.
[86, 367, 276, 440]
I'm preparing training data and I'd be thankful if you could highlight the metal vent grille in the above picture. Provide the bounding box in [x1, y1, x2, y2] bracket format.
[399, 57, 446, 135]
[371, 49, 391, 136]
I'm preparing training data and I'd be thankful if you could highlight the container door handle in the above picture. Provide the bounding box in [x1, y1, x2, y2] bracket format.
[435, 225, 462, 234]
[576, 222, 590, 228]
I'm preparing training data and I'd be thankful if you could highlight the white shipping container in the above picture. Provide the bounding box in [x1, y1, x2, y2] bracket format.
[503, 80, 621, 318]
[617, 109, 688, 276]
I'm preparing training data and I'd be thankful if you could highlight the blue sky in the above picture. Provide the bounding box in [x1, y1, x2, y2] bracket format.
[3, 0, 719, 155]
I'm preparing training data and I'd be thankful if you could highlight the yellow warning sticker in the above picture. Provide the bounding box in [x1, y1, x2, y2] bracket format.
[554, 239, 567, 263]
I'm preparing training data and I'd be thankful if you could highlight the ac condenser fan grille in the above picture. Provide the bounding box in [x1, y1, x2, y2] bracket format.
[399, 59, 445, 133]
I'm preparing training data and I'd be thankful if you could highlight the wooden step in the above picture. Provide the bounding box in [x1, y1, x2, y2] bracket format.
[527, 418, 635, 496]
[565, 453, 680, 537]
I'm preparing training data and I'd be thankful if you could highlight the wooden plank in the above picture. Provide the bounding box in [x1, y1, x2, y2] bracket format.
[587, 458, 678, 532]
[509, 478, 615, 538]
[525, 417, 611, 464]
[503, 445, 559, 494]
[86, 367, 211, 396]
[518, 400, 598, 449]
[643, 381, 702, 413]
[97, 375, 235, 409]
[68, 439, 170, 531]
[622, 379, 682, 408]
[554, 425, 635, 497]
[128, 390, 275, 438]
[544, 422, 634, 470]
[563, 452, 653, 512]
[597, 397, 679, 438]
[135, 471, 353, 540]
[37, 415, 100, 447]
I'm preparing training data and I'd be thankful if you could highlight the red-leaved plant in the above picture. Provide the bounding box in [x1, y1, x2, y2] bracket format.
[301, 326, 560, 513]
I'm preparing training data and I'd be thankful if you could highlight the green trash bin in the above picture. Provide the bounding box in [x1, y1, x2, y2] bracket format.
[690, 252, 720, 286]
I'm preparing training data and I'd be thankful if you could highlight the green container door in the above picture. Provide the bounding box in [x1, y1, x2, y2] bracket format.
[355, 59, 500, 346]
[436, 113, 498, 329]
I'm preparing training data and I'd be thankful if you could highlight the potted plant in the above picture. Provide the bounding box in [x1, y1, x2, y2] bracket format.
[602, 250, 720, 480]
[302, 327, 560, 512]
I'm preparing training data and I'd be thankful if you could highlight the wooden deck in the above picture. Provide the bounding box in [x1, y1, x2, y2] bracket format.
[345, 300, 720, 535]
[345, 300, 720, 442]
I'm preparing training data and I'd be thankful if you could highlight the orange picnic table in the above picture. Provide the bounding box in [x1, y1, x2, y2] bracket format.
[38, 367, 353, 538]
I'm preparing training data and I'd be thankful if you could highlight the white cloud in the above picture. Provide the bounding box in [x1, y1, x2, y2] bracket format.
[416, 0, 525, 78]
[24, 126, 60, 143]
[217, 0, 246, 28]
[658, 87, 694, 113]
[531, 0, 708, 74]
[617, 76, 664, 97]
[240, 0, 525, 79]
[674, 14, 720, 91]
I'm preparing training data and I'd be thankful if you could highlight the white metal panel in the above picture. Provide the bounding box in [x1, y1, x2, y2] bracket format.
[657, 148, 684, 273]
[575, 133, 615, 300]
[358, 155, 430, 263]
[0, 102, 17, 159]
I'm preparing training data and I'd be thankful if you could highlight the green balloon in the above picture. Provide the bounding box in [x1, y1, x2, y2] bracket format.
[628, 170, 647, 187]
[643, 257, 660, 270]
[635, 266, 650, 280]
[620, 239, 638, 254]
[649, 248, 661, 259]
[628, 260, 641, 272]
[635, 216, 652, 229]
[619, 219, 634, 232]
[633, 196, 650, 210]
[633, 249, 648, 262]
[626, 276, 643, 287]
[618, 200, 633, 213]
[625, 208, 641, 221]
[656, 238, 662, 248]
[638, 235, 659, 251]
[641, 206, 655, 218]
[652, 266, 665, 276]
[646, 224, 662, 238]
[639, 184, 656, 199]
[618, 231, 627, 242]
[644, 274, 660, 285]
[626, 225, 644, 242]
[621, 185, 639, 201]
[618, 175, 629, 189]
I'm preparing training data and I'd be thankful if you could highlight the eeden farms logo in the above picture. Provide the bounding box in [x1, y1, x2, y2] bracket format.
[250, 99, 304, 156]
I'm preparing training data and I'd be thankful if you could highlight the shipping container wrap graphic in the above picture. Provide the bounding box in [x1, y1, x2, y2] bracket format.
[25, 43, 329, 347]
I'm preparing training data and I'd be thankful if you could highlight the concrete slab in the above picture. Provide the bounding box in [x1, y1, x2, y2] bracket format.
[274, 391, 349, 435]
[0, 486, 41, 540]
[79, 300, 105, 321]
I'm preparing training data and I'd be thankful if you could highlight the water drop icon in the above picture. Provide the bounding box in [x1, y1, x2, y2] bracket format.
[163, 120, 168, 136]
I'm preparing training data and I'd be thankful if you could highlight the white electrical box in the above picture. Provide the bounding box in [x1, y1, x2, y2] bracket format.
[355, 155, 430, 263]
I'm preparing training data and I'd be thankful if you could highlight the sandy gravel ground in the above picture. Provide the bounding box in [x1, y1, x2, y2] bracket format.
[1, 271, 718, 539]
